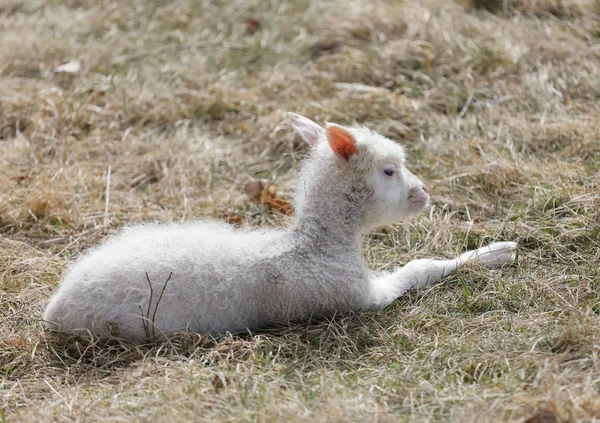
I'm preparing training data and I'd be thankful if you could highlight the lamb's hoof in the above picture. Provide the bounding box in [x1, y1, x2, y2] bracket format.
[474, 241, 518, 268]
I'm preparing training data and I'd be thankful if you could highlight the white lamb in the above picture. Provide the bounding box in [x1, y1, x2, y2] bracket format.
[43, 113, 517, 343]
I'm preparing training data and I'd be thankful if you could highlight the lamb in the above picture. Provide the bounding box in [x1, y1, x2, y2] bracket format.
[43, 113, 517, 343]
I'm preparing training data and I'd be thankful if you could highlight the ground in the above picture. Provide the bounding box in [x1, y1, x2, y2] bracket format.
[1, 0, 599, 421]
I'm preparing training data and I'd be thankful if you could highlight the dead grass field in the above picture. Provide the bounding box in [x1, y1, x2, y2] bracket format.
[1, 0, 599, 421]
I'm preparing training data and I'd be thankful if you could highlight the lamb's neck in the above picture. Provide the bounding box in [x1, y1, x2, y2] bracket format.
[292, 193, 366, 250]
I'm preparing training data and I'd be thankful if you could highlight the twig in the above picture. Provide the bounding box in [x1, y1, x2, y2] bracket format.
[140, 272, 173, 340]
[138, 304, 148, 336]
[144, 272, 154, 338]
[151, 272, 173, 339]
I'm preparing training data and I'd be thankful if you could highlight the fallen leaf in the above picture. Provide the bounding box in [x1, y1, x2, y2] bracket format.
[246, 17, 261, 35]
[223, 214, 242, 224]
[244, 179, 294, 215]
[266, 198, 293, 216]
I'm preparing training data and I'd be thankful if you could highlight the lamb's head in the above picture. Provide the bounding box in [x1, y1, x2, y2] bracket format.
[289, 113, 429, 232]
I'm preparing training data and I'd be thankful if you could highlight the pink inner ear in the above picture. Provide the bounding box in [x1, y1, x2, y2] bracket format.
[327, 126, 357, 161]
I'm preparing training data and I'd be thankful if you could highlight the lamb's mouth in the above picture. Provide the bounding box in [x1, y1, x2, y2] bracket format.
[408, 196, 429, 212]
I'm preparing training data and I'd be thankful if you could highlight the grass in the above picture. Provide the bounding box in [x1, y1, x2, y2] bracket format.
[1, 0, 599, 421]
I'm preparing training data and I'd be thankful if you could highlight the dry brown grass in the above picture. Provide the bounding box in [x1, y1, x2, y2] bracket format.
[1, 0, 599, 421]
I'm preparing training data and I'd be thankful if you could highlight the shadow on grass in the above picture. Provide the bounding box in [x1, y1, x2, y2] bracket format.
[43, 311, 387, 378]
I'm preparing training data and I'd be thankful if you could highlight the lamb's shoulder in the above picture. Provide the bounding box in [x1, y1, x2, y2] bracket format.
[238, 239, 370, 322]
[243, 234, 369, 292]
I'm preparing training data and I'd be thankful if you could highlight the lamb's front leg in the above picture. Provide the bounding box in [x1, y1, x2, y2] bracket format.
[368, 242, 517, 308]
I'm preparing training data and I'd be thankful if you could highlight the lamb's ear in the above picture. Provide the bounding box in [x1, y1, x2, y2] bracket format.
[288, 112, 325, 147]
[326, 123, 358, 162]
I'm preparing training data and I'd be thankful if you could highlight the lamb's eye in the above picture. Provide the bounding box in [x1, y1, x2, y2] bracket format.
[383, 168, 395, 177]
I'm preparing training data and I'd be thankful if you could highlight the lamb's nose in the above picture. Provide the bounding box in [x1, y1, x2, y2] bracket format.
[422, 184, 429, 194]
